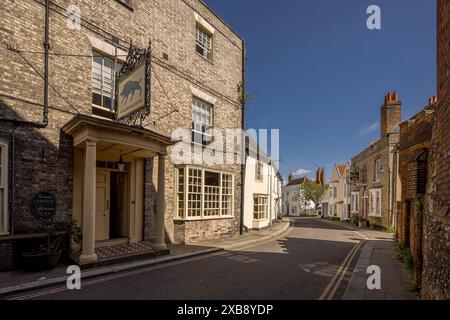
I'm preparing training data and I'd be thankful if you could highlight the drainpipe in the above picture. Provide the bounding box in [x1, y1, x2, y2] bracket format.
[268, 162, 273, 229]
[42, 0, 50, 127]
[239, 40, 246, 235]
[391, 143, 399, 229]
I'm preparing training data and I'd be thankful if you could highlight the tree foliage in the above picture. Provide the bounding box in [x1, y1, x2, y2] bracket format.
[299, 182, 328, 210]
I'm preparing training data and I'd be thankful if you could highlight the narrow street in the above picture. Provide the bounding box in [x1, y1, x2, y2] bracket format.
[6, 218, 365, 300]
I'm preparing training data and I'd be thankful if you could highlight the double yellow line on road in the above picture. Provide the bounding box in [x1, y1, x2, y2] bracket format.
[319, 240, 365, 300]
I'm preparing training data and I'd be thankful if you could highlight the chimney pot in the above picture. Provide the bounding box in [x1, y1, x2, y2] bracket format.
[428, 96, 438, 105]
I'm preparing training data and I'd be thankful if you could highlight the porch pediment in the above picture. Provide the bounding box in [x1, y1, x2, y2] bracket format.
[62, 115, 174, 155]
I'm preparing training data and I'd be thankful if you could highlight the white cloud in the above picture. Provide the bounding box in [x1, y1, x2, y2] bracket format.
[292, 168, 311, 176]
[359, 122, 379, 137]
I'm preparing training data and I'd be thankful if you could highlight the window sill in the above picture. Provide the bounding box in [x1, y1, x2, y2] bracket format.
[114, 0, 134, 11]
[368, 214, 382, 218]
[174, 216, 234, 222]
[195, 52, 214, 65]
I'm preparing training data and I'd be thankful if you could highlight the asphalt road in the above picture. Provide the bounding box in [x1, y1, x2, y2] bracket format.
[8, 217, 364, 300]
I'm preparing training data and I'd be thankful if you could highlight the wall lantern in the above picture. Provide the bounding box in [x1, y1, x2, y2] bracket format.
[117, 151, 126, 172]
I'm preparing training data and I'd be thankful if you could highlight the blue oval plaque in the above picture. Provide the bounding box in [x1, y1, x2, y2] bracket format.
[31, 192, 56, 223]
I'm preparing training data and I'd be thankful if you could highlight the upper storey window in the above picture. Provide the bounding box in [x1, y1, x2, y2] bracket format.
[92, 53, 122, 117]
[196, 25, 213, 61]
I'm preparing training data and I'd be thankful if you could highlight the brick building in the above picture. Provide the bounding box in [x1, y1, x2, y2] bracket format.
[0, 0, 244, 269]
[349, 93, 402, 229]
[421, 0, 450, 300]
[397, 97, 437, 287]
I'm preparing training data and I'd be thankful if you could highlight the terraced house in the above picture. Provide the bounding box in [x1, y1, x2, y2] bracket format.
[349, 93, 402, 229]
[0, 0, 244, 269]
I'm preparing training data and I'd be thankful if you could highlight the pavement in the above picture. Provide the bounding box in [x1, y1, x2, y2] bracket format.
[0, 218, 291, 297]
[319, 219, 419, 300]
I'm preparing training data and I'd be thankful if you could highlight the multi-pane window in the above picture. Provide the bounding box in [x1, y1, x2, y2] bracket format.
[351, 192, 359, 213]
[196, 25, 212, 60]
[0, 140, 8, 234]
[177, 167, 234, 220]
[177, 168, 185, 219]
[192, 98, 213, 145]
[204, 171, 220, 217]
[369, 189, 382, 216]
[92, 54, 122, 111]
[255, 161, 264, 182]
[254, 196, 268, 220]
[374, 159, 382, 182]
[187, 168, 202, 218]
[221, 174, 233, 216]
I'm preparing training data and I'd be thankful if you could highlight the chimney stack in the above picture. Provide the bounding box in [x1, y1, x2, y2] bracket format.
[428, 96, 438, 105]
[380, 92, 402, 137]
[315, 167, 325, 186]
[288, 174, 293, 183]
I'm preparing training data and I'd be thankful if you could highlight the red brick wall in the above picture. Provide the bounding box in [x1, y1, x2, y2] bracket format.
[421, 0, 450, 300]
[435, 0, 450, 203]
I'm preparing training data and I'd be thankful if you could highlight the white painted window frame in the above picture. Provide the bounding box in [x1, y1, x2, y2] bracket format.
[351, 192, 360, 213]
[255, 161, 264, 182]
[175, 166, 234, 221]
[369, 188, 382, 217]
[253, 195, 268, 221]
[192, 97, 213, 146]
[374, 158, 382, 182]
[0, 140, 8, 235]
[92, 52, 123, 112]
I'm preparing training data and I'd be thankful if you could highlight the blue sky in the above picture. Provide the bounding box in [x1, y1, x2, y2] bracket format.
[205, 0, 437, 181]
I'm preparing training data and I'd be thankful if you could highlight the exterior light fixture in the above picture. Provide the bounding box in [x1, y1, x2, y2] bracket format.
[117, 151, 126, 172]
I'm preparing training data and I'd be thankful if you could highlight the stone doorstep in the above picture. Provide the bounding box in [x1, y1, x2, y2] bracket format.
[0, 220, 292, 297]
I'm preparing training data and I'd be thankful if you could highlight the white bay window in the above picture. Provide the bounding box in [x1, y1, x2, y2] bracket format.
[253, 195, 268, 220]
[177, 167, 234, 220]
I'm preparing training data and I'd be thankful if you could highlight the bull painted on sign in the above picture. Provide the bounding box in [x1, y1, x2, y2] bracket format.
[120, 79, 143, 104]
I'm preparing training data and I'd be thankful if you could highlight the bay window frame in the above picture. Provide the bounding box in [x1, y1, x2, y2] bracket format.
[176, 166, 234, 221]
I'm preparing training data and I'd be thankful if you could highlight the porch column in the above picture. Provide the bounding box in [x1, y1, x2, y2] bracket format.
[154, 154, 167, 250]
[80, 139, 98, 263]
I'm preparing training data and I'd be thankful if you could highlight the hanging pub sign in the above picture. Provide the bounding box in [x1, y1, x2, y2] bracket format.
[116, 42, 152, 125]
[31, 192, 57, 223]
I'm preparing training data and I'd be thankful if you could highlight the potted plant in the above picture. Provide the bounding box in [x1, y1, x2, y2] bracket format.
[22, 218, 81, 271]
